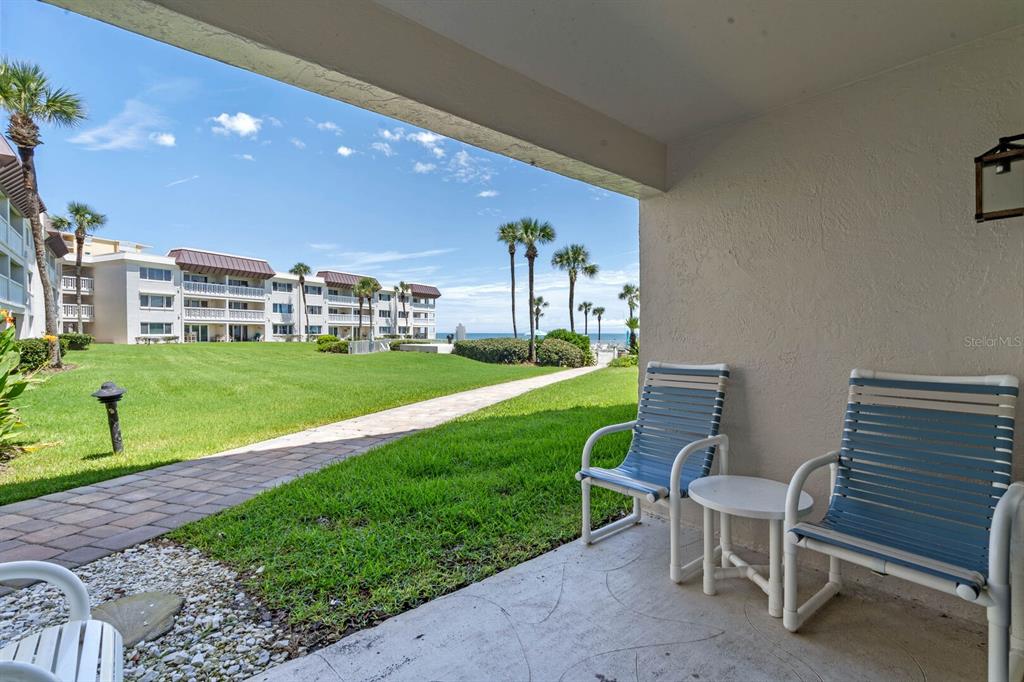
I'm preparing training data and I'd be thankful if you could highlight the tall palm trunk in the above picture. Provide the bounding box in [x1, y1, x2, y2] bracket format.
[627, 303, 636, 348]
[75, 230, 84, 333]
[597, 316, 602, 341]
[508, 246, 517, 338]
[527, 254, 536, 362]
[17, 145, 60, 366]
[298, 276, 307, 341]
[357, 298, 364, 340]
[583, 311, 588, 336]
[568, 272, 576, 332]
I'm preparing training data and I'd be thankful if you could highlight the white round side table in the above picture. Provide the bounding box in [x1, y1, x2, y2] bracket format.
[688, 475, 813, 617]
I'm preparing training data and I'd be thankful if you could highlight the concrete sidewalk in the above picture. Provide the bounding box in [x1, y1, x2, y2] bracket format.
[0, 364, 600, 571]
[251, 517, 985, 681]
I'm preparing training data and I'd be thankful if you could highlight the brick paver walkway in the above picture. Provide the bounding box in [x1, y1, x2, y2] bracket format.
[0, 365, 601, 571]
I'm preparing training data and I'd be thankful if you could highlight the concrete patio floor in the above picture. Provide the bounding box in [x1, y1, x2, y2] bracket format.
[252, 516, 986, 681]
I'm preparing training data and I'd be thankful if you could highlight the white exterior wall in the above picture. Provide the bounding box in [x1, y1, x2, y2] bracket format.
[639, 27, 1024, 614]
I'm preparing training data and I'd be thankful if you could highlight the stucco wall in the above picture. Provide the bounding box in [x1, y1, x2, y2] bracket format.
[640, 27, 1024, 608]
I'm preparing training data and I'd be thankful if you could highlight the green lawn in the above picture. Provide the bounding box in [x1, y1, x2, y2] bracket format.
[175, 367, 637, 638]
[1, 344, 559, 505]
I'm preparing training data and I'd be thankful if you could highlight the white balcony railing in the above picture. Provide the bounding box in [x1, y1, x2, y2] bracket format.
[0, 276, 25, 306]
[184, 307, 265, 321]
[182, 280, 265, 299]
[61, 276, 94, 292]
[0, 216, 26, 258]
[62, 303, 94, 319]
[325, 293, 360, 305]
[328, 314, 360, 324]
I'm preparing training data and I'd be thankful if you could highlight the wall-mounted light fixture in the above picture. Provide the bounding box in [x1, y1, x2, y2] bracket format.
[975, 134, 1023, 222]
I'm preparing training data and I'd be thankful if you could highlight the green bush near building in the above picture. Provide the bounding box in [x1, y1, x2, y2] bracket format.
[609, 354, 638, 368]
[59, 332, 94, 350]
[537, 337, 584, 367]
[16, 337, 69, 371]
[452, 338, 531, 364]
[318, 340, 350, 354]
[543, 328, 594, 366]
[388, 339, 433, 351]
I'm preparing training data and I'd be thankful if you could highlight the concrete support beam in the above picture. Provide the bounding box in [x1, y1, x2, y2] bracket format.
[48, 0, 666, 197]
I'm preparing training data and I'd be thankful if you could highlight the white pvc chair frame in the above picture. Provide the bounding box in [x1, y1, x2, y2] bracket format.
[579, 424, 729, 584]
[784, 371, 1023, 682]
[0, 561, 92, 682]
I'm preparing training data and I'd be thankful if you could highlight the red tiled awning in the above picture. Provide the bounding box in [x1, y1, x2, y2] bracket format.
[410, 283, 441, 298]
[168, 248, 275, 280]
[45, 230, 70, 258]
[318, 271, 376, 287]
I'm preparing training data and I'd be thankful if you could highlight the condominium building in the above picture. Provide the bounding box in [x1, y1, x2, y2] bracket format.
[0, 136, 64, 338]
[52, 240, 440, 344]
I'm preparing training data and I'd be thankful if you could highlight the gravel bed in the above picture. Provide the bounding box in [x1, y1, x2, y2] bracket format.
[0, 541, 305, 681]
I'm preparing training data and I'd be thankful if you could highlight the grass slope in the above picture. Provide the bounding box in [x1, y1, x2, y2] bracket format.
[2, 344, 557, 505]
[175, 367, 638, 639]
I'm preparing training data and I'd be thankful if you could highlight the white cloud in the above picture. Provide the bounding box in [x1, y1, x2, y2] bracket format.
[164, 174, 199, 188]
[413, 162, 436, 174]
[377, 127, 404, 141]
[69, 100, 173, 151]
[149, 132, 176, 147]
[477, 189, 499, 198]
[309, 119, 342, 135]
[266, 115, 283, 127]
[290, 138, 306, 149]
[371, 142, 396, 157]
[447, 149, 494, 183]
[407, 130, 446, 159]
[235, 153, 255, 161]
[308, 242, 338, 251]
[211, 112, 262, 137]
[336, 145, 355, 157]
[324, 247, 456, 268]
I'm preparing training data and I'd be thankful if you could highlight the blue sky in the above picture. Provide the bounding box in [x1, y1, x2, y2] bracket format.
[0, 2, 638, 333]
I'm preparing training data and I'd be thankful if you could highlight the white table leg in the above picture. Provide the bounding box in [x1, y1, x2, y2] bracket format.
[703, 505, 716, 596]
[720, 511, 731, 568]
[769, 519, 783, 617]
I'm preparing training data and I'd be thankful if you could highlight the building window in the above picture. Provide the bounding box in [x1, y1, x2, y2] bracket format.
[304, 285, 322, 295]
[306, 305, 322, 315]
[273, 324, 294, 335]
[398, 311, 408, 318]
[185, 298, 207, 308]
[378, 292, 392, 301]
[398, 326, 409, 334]
[139, 294, 173, 308]
[378, 310, 391, 318]
[139, 267, 172, 282]
[378, 326, 390, 334]
[272, 282, 293, 292]
[272, 303, 293, 314]
[183, 273, 208, 283]
[228, 278, 250, 287]
[305, 325, 322, 335]
[140, 322, 173, 335]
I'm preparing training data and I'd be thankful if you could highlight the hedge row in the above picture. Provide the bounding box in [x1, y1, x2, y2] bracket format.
[59, 332, 94, 350]
[453, 338, 530, 364]
[318, 340, 350, 354]
[543, 329, 594, 366]
[536, 337, 584, 367]
[608, 354, 638, 368]
[16, 337, 70, 371]
[389, 339, 434, 351]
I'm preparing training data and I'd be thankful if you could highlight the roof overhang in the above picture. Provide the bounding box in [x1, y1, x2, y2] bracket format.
[0, 136, 46, 217]
[317, 271, 379, 287]
[168, 248, 275, 279]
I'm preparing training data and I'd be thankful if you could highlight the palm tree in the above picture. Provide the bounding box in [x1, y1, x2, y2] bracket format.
[64, 202, 106, 333]
[625, 317, 640, 353]
[398, 281, 411, 337]
[577, 301, 593, 336]
[551, 244, 598, 332]
[0, 61, 85, 367]
[592, 306, 605, 341]
[515, 217, 555, 362]
[618, 283, 640, 349]
[533, 295, 548, 331]
[289, 263, 311, 340]
[354, 276, 381, 340]
[392, 285, 400, 334]
[496, 222, 521, 338]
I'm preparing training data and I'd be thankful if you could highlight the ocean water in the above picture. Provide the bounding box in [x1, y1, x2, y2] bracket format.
[438, 331, 631, 344]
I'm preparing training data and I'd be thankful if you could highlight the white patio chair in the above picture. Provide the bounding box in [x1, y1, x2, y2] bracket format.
[0, 561, 123, 681]
[784, 369, 1021, 682]
[576, 361, 730, 582]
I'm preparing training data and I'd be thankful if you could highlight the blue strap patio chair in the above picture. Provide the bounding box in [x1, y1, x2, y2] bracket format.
[576, 361, 730, 582]
[784, 369, 1022, 682]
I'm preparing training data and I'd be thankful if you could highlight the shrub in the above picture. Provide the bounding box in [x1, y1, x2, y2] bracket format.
[316, 334, 339, 346]
[16, 337, 69, 371]
[609, 354, 638, 368]
[317, 340, 349, 354]
[59, 332, 94, 350]
[453, 338, 530, 364]
[537, 337, 584, 367]
[0, 325, 31, 454]
[543, 328, 594, 366]
[389, 339, 433, 351]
